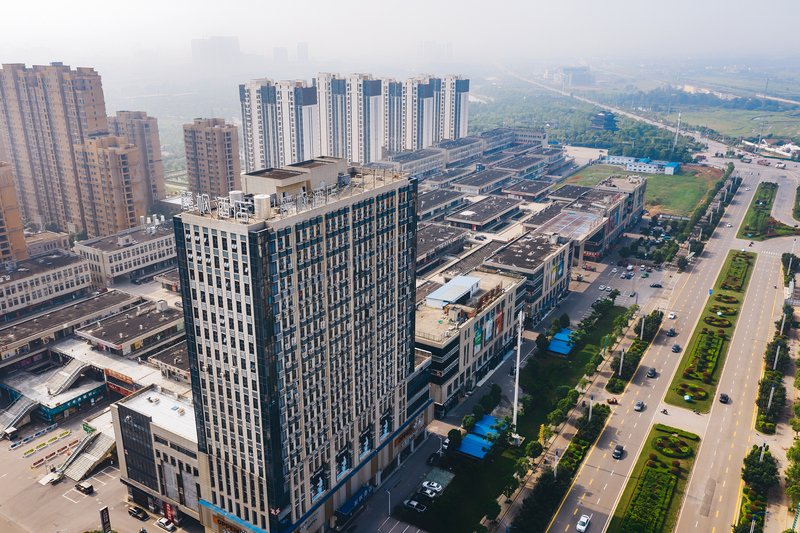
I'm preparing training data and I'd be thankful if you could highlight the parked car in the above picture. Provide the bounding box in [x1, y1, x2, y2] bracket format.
[612, 444, 624, 459]
[441, 438, 450, 451]
[634, 400, 645, 412]
[576, 514, 592, 532]
[74, 481, 94, 495]
[605, 286, 612, 292]
[720, 393, 731, 404]
[422, 480, 443, 493]
[128, 506, 149, 521]
[668, 312, 677, 319]
[155, 518, 177, 532]
[611, 268, 618, 273]
[404, 499, 427, 513]
[599, 285, 606, 291]
[620, 274, 626, 279]
[641, 272, 649, 278]
[629, 291, 636, 298]
[418, 488, 438, 499]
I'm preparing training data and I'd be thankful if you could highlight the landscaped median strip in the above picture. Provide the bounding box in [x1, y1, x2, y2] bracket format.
[608, 424, 700, 533]
[665, 250, 756, 412]
[738, 182, 800, 241]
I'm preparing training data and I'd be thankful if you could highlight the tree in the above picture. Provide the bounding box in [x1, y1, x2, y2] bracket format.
[535, 333, 549, 353]
[483, 499, 501, 521]
[462, 414, 476, 432]
[558, 313, 571, 329]
[472, 403, 485, 419]
[677, 256, 689, 271]
[525, 440, 543, 458]
[447, 428, 463, 453]
[503, 479, 520, 502]
[608, 288, 620, 304]
[742, 445, 779, 494]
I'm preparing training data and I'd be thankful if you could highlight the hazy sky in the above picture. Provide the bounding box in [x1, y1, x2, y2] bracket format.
[3, 0, 799, 68]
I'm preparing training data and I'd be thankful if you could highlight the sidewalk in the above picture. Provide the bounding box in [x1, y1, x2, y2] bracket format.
[490, 290, 670, 530]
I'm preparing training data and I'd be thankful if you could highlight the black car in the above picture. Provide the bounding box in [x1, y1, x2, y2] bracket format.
[666, 328, 676, 337]
[612, 444, 624, 459]
[649, 283, 663, 288]
[720, 393, 730, 404]
[128, 506, 149, 521]
[671, 344, 681, 353]
[646, 367, 657, 378]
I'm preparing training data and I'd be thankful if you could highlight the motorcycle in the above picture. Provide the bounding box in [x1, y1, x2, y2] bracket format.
[661, 409, 668, 415]
[607, 397, 618, 405]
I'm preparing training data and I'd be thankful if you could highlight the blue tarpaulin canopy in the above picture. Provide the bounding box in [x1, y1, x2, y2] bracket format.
[458, 416, 506, 459]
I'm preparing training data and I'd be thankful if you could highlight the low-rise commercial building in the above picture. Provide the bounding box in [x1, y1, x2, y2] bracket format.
[452, 169, 514, 195]
[501, 180, 554, 201]
[418, 189, 466, 221]
[416, 224, 468, 272]
[0, 251, 92, 320]
[111, 385, 201, 525]
[434, 137, 484, 166]
[446, 196, 522, 232]
[414, 270, 523, 414]
[24, 231, 70, 257]
[149, 343, 190, 383]
[385, 149, 446, 177]
[602, 156, 680, 175]
[483, 232, 571, 324]
[423, 168, 474, 190]
[74, 220, 176, 286]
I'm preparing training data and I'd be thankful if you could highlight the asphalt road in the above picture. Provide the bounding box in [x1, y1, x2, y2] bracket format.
[547, 163, 793, 532]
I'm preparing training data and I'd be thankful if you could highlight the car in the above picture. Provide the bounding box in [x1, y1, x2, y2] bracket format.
[646, 267, 653, 272]
[634, 400, 645, 412]
[726, 223, 733, 228]
[639, 265, 646, 271]
[509, 365, 517, 376]
[576, 514, 591, 532]
[611, 268, 618, 273]
[626, 272, 633, 279]
[671, 344, 681, 353]
[605, 286, 612, 292]
[620, 273, 626, 279]
[427, 452, 441, 466]
[641, 272, 649, 278]
[74, 481, 94, 494]
[404, 499, 427, 513]
[612, 444, 624, 459]
[422, 480, 443, 493]
[441, 438, 450, 451]
[666, 328, 676, 337]
[668, 312, 677, 319]
[599, 285, 606, 291]
[418, 488, 438, 499]
[629, 291, 636, 297]
[720, 393, 730, 404]
[128, 506, 149, 521]
[646, 367, 657, 378]
[155, 518, 177, 532]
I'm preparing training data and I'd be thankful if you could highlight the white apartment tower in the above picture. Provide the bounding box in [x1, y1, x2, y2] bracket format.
[174, 158, 430, 533]
[345, 74, 383, 164]
[316, 73, 347, 160]
[239, 80, 320, 171]
[442, 75, 470, 140]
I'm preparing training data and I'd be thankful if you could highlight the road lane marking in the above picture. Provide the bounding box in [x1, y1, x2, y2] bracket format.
[573, 508, 578, 516]
[589, 478, 593, 485]
[603, 483, 608, 490]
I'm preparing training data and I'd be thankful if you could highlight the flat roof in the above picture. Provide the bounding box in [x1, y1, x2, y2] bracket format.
[1, 365, 105, 409]
[426, 275, 481, 306]
[415, 280, 443, 305]
[549, 184, 592, 200]
[427, 168, 474, 184]
[574, 189, 627, 207]
[418, 189, 465, 214]
[447, 196, 521, 225]
[485, 232, 563, 272]
[245, 168, 304, 180]
[149, 343, 190, 372]
[24, 231, 68, 245]
[454, 169, 512, 189]
[391, 149, 443, 164]
[478, 153, 514, 166]
[436, 137, 483, 150]
[1, 252, 84, 283]
[502, 180, 553, 196]
[119, 387, 197, 442]
[597, 175, 646, 192]
[443, 240, 507, 278]
[75, 223, 174, 253]
[154, 268, 180, 285]
[525, 202, 565, 228]
[496, 155, 545, 172]
[417, 224, 468, 259]
[535, 210, 604, 241]
[51, 337, 192, 396]
[76, 303, 183, 346]
[502, 144, 537, 154]
[0, 290, 141, 347]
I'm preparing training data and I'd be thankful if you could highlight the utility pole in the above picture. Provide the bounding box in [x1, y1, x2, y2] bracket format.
[640, 312, 646, 341]
[760, 442, 767, 463]
[554, 449, 560, 479]
[588, 395, 594, 422]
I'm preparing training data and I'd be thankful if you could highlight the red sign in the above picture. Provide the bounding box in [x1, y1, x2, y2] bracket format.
[106, 382, 133, 397]
[163, 502, 175, 522]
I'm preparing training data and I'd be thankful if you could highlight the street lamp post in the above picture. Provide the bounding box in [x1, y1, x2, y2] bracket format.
[512, 311, 525, 443]
[386, 489, 391, 517]
[619, 349, 625, 377]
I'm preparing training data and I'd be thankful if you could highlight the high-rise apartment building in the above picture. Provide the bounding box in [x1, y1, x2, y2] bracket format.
[108, 111, 166, 208]
[0, 161, 27, 261]
[239, 80, 320, 171]
[183, 118, 241, 199]
[244, 74, 469, 167]
[74, 135, 148, 238]
[0, 63, 108, 232]
[174, 158, 430, 533]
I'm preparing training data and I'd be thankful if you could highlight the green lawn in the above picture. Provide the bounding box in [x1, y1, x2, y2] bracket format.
[665, 251, 756, 412]
[565, 164, 720, 217]
[737, 182, 800, 240]
[659, 107, 800, 141]
[608, 424, 700, 533]
[793, 186, 800, 221]
[395, 306, 628, 532]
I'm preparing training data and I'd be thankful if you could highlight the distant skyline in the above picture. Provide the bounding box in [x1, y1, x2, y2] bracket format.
[3, 0, 799, 71]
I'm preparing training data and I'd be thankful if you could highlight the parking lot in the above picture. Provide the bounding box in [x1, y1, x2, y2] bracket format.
[0, 401, 200, 533]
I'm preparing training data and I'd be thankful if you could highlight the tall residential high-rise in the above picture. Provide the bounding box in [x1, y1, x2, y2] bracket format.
[0, 161, 27, 261]
[403, 76, 442, 151]
[239, 80, 320, 171]
[382, 79, 404, 155]
[74, 135, 147, 238]
[108, 110, 166, 208]
[316, 73, 347, 159]
[0, 63, 108, 232]
[345, 74, 383, 164]
[183, 118, 241, 199]
[442, 75, 470, 140]
[174, 158, 429, 533]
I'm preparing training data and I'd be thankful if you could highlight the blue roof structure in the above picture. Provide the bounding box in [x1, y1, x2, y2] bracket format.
[665, 162, 680, 168]
[458, 416, 506, 459]
[548, 328, 575, 355]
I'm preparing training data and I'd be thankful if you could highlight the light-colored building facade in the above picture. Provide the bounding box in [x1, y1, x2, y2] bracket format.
[0, 161, 27, 261]
[442, 75, 470, 141]
[74, 219, 176, 286]
[24, 231, 70, 257]
[183, 118, 242, 199]
[345, 74, 383, 164]
[415, 270, 523, 414]
[316, 73, 348, 160]
[239, 80, 320, 171]
[75, 134, 148, 238]
[0, 251, 92, 319]
[111, 385, 201, 524]
[108, 111, 166, 207]
[0, 63, 108, 233]
[174, 159, 430, 533]
[602, 155, 680, 175]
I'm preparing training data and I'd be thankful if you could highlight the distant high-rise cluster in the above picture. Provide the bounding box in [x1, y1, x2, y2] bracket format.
[0, 63, 166, 238]
[239, 74, 469, 170]
[183, 118, 241, 199]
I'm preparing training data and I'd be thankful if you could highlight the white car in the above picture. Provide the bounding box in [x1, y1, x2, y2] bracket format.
[576, 514, 591, 532]
[634, 400, 645, 411]
[599, 285, 606, 291]
[156, 518, 177, 532]
[422, 480, 443, 493]
[725, 223, 733, 228]
[668, 312, 677, 319]
[611, 268, 618, 273]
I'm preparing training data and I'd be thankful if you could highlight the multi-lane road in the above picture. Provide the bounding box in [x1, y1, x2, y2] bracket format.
[546, 157, 797, 532]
